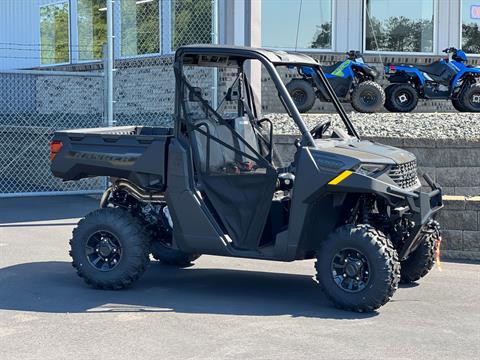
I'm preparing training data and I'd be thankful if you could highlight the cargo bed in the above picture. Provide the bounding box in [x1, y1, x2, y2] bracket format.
[50, 126, 173, 191]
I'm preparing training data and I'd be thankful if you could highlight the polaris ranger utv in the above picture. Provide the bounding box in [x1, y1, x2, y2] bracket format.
[50, 45, 443, 312]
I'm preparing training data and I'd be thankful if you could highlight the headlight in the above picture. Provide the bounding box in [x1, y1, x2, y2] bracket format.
[355, 163, 388, 176]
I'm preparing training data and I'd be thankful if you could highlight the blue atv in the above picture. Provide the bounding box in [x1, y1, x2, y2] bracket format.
[286, 50, 385, 113]
[384, 48, 480, 112]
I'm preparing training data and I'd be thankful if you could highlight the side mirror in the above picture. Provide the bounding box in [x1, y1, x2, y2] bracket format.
[189, 87, 203, 102]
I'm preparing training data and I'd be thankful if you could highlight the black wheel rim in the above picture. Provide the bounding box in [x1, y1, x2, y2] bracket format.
[291, 89, 307, 106]
[470, 91, 480, 110]
[331, 248, 370, 293]
[86, 230, 122, 271]
[360, 90, 377, 106]
[396, 91, 413, 107]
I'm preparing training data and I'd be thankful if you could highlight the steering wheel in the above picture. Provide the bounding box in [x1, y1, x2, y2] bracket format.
[310, 119, 332, 139]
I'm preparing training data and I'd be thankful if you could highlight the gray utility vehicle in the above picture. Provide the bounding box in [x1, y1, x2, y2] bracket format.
[51, 45, 443, 312]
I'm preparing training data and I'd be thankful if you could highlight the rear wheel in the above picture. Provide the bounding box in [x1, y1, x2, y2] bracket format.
[350, 81, 385, 113]
[286, 79, 316, 113]
[315, 225, 400, 312]
[458, 83, 480, 112]
[70, 208, 150, 289]
[384, 83, 418, 112]
[400, 221, 440, 284]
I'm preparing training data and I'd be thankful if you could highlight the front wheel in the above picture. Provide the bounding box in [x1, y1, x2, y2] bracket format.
[451, 97, 468, 112]
[286, 79, 316, 113]
[400, 221, 440, 284]
[315, 225, 400, 312]
[457, 83, 480, 112]
[350, 81, 385, 113]
[384, 83, 419, 112]
[70, 208, 150, 289]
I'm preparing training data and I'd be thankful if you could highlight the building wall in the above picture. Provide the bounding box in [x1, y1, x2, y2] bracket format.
[2, 0, 476, 72]
[0, 0, 46, 70]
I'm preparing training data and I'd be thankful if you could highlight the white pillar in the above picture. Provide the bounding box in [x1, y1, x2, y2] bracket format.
[437, 0, 461, 54]
[106, 0, 114, 126]
[334, 0, 363, 53]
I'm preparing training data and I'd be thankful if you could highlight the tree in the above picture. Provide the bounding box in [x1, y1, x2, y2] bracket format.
[173, 0, 213, 49]
[463, 23, 480, 54]
[310, 23, 332, 49]
[40, 3, 69, 64]
[365, 16, 387, 51]
[365, 15, 434, 52]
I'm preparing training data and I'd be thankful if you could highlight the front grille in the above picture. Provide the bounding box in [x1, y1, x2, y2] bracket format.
[389, 160, 419, 190]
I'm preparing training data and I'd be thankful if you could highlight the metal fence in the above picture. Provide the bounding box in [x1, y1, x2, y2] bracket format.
[112, 0, 217, 127]
[0, 70, 106, 196]
[0, 0, 217, 197]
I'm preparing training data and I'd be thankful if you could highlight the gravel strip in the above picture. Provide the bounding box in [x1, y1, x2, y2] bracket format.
[267, 112, 480, 139]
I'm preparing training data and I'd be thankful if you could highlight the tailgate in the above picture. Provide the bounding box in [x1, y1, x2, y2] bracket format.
[50, 126, 172, 191]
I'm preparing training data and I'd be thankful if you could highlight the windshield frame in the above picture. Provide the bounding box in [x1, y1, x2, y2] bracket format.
[275, 62, 360, 140]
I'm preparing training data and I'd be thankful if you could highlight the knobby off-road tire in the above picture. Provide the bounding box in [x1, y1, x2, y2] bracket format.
[457, 83, 480, 112]
[315, 224, 400, 312]
[350, 81, 386, 113]
[384, 83, 419, 112]
[451, 98, 467, 112]
[400, 222, 440, 284]
[151, 241, 200, 267]
[70, 208, 150, 290]
[451, 96, 468, 112]
[286, 79, 316, 113]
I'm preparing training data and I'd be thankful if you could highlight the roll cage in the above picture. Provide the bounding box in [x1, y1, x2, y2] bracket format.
[173, 45, 360, 151]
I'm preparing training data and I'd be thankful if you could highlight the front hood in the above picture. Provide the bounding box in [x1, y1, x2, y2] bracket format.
[314, 138, 415, 165]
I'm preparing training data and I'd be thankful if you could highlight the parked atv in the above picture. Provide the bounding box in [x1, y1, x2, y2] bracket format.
[286, 50, 385, 113]
[51, 45, 443, 312]
[384, 47, 480, 112]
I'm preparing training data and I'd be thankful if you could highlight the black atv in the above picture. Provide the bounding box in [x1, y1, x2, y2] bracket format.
[50, 45, 443, 312]
[286, 50, 385, 113]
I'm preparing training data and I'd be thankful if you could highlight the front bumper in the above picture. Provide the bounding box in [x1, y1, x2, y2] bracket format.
[390, 184, 443, 260]
[329, 172, 443, 260]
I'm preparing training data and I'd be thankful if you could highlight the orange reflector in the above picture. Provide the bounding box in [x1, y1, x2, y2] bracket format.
[328, 170, 353, 185]
[50, 140, 63, 161]
[436, 235, 443, 272]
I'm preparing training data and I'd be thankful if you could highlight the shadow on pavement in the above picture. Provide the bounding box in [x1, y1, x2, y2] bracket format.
[0, 261, 377, 320]
[0, 196, 98, 224]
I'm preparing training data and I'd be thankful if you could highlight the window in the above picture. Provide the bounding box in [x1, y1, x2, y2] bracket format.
[365, 0, 434, 53]
[172, 0, 213, 50]
[262, 0, 333, 50]
[77, 0, 107, 61]
[40, 2, 70, 65]
[462, 0, 480, 54]
[121, 0, 160, 56]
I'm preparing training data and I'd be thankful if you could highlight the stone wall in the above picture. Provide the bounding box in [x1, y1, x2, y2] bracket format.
[274, 135, 480, 197]
[440, 196, 480, 261]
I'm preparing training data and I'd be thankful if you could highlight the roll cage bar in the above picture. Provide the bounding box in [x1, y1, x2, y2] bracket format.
[174, 45, 360, 148]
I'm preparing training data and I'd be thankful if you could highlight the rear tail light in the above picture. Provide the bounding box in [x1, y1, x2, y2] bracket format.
[50, 140, 63, 161]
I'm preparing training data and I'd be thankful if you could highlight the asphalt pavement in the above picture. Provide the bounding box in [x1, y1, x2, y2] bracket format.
[0, 196, 479, 360]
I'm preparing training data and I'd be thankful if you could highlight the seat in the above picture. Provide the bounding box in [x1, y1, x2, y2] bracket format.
[233, 116, 260, 159]
[192, 120, 235, 173]
[414, 61, 447, 77]
[321, 61, 344, 74]
[192, 116, 260, 174]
